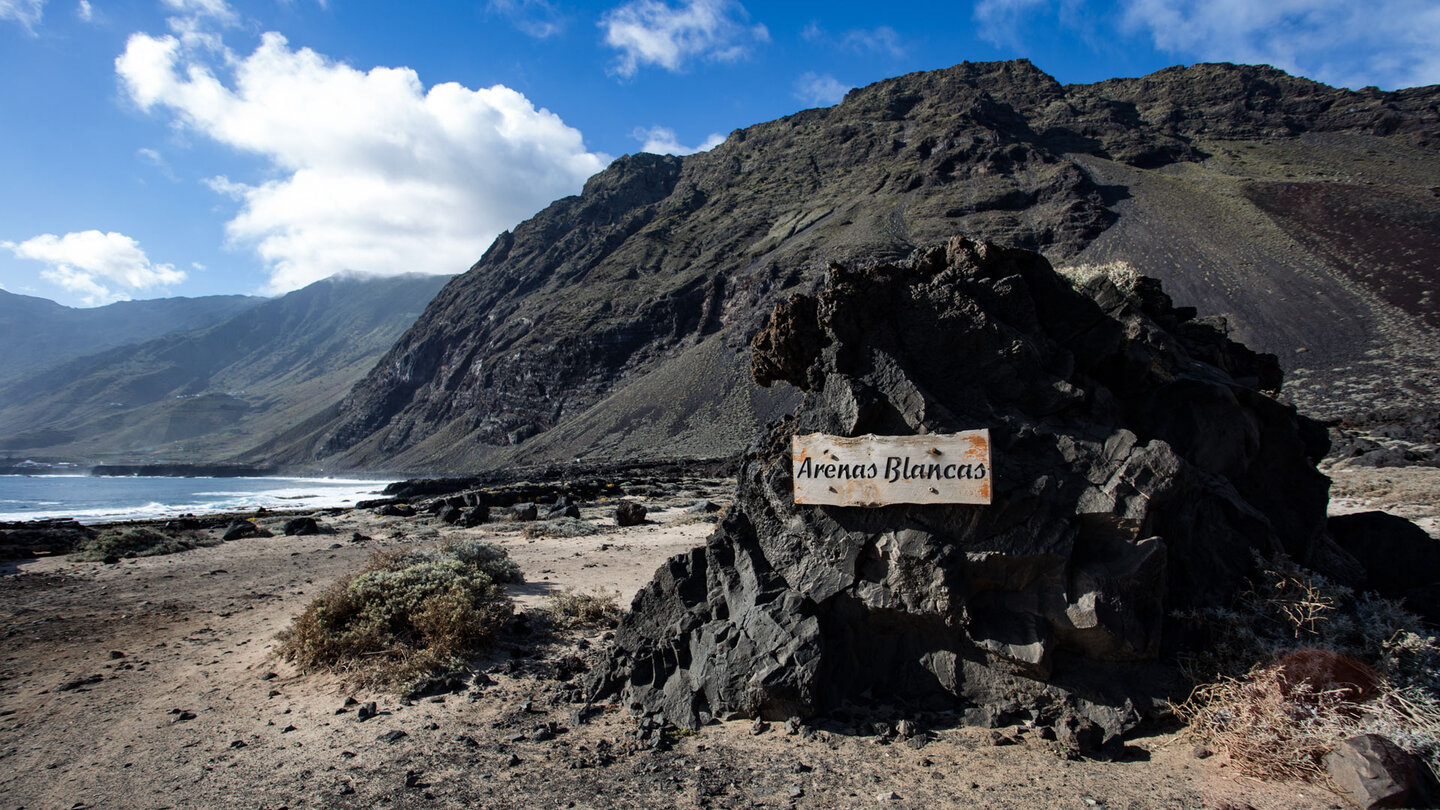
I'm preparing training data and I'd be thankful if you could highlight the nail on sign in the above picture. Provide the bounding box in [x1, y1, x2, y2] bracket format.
[791, 431, 992, 506]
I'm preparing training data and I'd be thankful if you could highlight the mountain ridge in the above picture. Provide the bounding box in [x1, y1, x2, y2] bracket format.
[258, 60, 1439, 473]
[0, 273, 450, 465]
[0, 288, 264, 387]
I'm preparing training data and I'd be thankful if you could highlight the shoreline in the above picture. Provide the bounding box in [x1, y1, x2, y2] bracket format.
[0, 471, 1358, 809]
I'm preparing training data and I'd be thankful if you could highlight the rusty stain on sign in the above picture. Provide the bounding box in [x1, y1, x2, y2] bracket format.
[792, 431, 992, 506]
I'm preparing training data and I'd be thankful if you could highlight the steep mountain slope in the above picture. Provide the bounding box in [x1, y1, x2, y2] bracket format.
[0, 289, 263, 386]
[0, 274, 449, 464]
[283, 60, 1439, 474]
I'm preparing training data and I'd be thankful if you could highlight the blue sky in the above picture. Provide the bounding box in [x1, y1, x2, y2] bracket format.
[2, 0, 1437, 307]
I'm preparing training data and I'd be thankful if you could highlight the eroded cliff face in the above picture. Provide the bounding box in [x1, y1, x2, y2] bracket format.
[291, 60, 1439, 473]
[590, 238, 1336, 743]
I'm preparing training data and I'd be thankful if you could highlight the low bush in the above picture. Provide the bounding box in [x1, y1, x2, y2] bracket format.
[523, 517, 600, 538]
[75, 526, 217, 561]
[546, 587, 623, 631]
[277, 539, 522, 685]
[1174, 554, 1440, 778]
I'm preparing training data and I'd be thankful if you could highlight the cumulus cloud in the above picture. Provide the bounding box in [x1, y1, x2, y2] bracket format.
[0, 0, 46, 32]
[488, 0, 566, 38]
[3, 230, 186, 305]
[794, 72, 852, 106]
[601, 0, 769, 77]
[631, 125, 724, 155]
[973, 0, 1439, 89]
[1120, 0, 1440, 89]
[76, 0, 91, 22]
[115, 26, 609, 293]
[973, 0, 1053, 48]
[800, 21, 906, 57]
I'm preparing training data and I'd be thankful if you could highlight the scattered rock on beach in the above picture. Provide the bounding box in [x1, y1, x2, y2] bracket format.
[504, 503, 539, 522]
[283, 517, 321, 536]
[459, 505, 490, 527]
[614, 500, 646, 527]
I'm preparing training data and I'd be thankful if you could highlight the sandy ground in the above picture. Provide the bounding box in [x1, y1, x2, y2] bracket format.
[5, 475, 1422, 810]
[1325, 465, 1440, 538]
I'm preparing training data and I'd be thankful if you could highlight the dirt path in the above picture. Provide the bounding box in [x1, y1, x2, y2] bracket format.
[0, 495, 1354, 809]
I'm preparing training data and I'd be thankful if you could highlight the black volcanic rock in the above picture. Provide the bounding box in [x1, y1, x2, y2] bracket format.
[589, 238, 1332, 740]
[0, 518, 96, 559]
[614, 500, 647, 527]
[292, 60, 1439, 473]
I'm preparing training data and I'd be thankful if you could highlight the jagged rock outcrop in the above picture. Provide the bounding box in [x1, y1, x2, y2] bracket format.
[590, 238, 1334, 741]
[284, 60, 1439, 474]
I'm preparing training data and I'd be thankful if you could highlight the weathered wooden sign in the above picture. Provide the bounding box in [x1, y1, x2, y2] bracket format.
[792, 431, 992, 506]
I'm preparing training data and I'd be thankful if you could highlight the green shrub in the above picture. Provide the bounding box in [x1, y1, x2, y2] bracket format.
[277, 539, 522, 684]
[75, 527, 217, 561]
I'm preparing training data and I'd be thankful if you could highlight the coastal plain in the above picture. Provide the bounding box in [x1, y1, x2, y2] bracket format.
[3, 467, 1434, 808]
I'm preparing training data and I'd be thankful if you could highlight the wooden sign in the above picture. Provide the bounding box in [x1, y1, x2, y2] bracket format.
[792, 431, 992, 506]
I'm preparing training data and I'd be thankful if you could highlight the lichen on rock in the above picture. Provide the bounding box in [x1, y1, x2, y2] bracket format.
[590, 237, 1340, 745]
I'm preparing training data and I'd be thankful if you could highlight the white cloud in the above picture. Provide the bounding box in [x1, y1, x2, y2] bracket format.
[631, 125, 724, 155]
[973, 0, 1051, 48]
[1120, 0, 1440, 89]
[794, 71, 851, 106]
[76, 0, 91, 22]
[116, 27, 610, 293]
[160, 0, 234, 22]
[600, 0, 769, 77]
[973, 0, 1440, 89]
[3, 230, 186, 305]
[487, 0, 565, 38]
[0, 0, 46, 33]
[799, 22, 906, 57]
[841, 26, 905, 57]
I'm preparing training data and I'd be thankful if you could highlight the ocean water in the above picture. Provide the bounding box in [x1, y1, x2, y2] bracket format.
[0, 475, 394, 524]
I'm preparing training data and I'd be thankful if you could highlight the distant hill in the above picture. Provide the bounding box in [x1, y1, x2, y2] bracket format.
[0, 288, 263, 386]
[0, 273, 450, 465]
[266, 60, 1438, 475]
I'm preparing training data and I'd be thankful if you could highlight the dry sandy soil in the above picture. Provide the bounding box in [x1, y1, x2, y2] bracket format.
[3, 469, 1433, 810]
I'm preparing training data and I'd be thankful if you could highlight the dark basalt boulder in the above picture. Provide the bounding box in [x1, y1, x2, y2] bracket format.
[0, 518, 96, 559]
[503, 503, 539, 522]
[546, 503, 582, 520]
[222, 520, 263, 541]
[283, 517, 321, 536]
[614, 500, 647, 527]
[591, 237, 1332, 742]
[458, 505, 490, 528]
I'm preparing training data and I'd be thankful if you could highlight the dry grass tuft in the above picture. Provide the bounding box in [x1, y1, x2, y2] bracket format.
[1057, 260, 1141, 293]
[545, 587, 623, 631]
[1174, 554, 1440, 778]
[523, 517, 601, 538]
[276, 539, 521, 685]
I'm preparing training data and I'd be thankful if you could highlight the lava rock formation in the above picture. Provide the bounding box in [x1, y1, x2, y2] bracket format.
[591, 237, 1338, 742]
